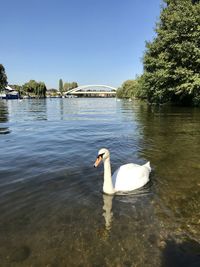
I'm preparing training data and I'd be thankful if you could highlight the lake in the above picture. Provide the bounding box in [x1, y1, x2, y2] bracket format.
[0, 98, 200, 267]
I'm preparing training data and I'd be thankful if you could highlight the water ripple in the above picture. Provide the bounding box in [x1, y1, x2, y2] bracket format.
[0, 98, 200, 266]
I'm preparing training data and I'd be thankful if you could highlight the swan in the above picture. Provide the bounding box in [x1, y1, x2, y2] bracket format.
[94, 148, 151, 195]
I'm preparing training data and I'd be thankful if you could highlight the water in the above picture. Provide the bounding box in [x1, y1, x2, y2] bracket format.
[0, 98, 199, 267]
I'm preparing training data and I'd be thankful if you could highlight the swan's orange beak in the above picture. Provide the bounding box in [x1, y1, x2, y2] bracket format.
[94, 155, 102, 168]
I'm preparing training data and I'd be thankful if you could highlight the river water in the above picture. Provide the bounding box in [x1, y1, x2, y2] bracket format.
[0, 98, 200, 267]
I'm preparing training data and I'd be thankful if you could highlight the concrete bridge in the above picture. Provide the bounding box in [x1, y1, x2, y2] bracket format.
[64, 84, 117, 97]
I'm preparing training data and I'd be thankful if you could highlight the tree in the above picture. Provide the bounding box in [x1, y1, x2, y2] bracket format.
[63, 81, 78, 92]
[23, 80, 47, 98]
[59, 79, 63, 94]
[0, 64, 8, 92]
[116, 77, 147, 99]
[71, 82, 78, 89]
[142, 0, 200, 106]
[63, 82, 71, 91]
[37, 82, 47, 98]
[117, 80, 138, 98]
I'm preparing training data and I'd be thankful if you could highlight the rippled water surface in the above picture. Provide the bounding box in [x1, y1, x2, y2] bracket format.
[0, 98, 200, 267]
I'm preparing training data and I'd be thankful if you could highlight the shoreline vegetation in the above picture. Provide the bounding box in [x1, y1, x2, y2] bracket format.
[116, 0, 200, 107]
[1, 0, 200, 106]
[12, 79, 79, 99]
[0, 79, 79, 99]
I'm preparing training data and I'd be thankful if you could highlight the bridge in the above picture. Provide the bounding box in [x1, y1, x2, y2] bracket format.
[64, 84, 117, 97]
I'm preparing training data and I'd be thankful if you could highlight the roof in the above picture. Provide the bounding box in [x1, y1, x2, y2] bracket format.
[5, 85, 14, 91]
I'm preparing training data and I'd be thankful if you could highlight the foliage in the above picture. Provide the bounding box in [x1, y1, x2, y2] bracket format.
[0, 64, 8, 91]
[10, 84, 22, 91]
[46, 88, 59, 97]
[59, 79, 78, 92]
[117, 80, 137, 98]
[63, 82, 78, 91]
[59, 79, 63, 94]
[116, 77, 147, 99]
[47, 89, 58, 94]
[23, 80, 47, 98]
[142, 0, 200, 106]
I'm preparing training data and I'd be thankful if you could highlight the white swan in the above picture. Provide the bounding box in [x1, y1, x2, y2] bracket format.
[94, 148, 151, 195]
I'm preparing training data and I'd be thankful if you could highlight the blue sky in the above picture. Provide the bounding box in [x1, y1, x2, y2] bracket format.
[1, 0, 162, 89]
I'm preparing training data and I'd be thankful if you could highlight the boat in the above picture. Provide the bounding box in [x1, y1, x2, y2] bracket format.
[0, 93, 7, 99]
[0, 86, 20, 100]
[0, 92, 19, 99]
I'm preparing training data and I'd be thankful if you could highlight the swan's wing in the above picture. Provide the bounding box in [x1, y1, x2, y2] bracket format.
[112, 163, 150, 191]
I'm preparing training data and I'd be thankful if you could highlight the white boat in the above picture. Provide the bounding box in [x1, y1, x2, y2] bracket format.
[0, 93, 7, 99]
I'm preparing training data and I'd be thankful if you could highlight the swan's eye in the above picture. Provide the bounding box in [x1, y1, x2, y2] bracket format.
[97, 153, 105, 159]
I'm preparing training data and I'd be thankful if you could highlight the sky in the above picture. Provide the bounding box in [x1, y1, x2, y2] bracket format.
[0, 0, 162, 89]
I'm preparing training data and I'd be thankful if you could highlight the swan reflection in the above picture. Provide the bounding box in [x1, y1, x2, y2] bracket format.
[102, 194, 114, 231]
[99, 182, 152, 239]
[97, 194, 114, 240]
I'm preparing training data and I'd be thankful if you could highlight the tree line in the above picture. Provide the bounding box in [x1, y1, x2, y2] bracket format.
[0, 65, 47, 98]
[0, 67, 79, 98]
[59, 79, 78, 95]
[9, 80, 47, 98]
[117, 0, 200, 106]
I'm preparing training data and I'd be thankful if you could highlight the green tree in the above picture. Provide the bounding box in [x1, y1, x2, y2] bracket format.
[143, 0, 200, 106]
[59, 79, 63, 94]
[116, 77, 147, 99]
[23, 80, 46, 98]
[117, 80, 137, 98]
[71, 82, 78, 89]
[63, 82, 70, 91]
[63, 81, 78, 92]
[0, 64, 8, 92]
[23, 80, 37, 94]
[37, 82, 47, 98]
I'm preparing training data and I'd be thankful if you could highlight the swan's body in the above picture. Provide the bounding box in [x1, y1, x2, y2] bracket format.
[94, 148, 151, 195]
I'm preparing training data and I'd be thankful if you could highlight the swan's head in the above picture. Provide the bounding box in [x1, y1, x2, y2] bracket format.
[94, 148, 110, 168]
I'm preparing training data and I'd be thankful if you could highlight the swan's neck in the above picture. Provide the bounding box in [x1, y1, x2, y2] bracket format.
[103, 157, 115, 195]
